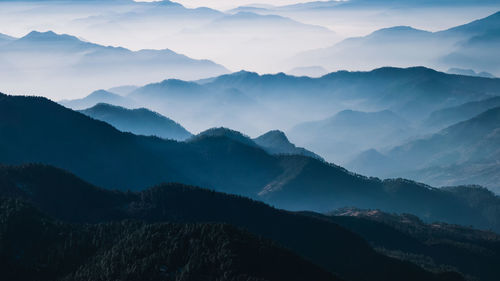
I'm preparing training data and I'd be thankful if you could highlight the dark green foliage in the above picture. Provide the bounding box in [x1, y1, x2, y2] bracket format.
[0, 164, 463, 281]
[326, 208, 500, 281]
[0, 198, 339, 281]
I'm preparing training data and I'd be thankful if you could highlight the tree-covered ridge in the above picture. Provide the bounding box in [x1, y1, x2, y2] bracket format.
[0, 198, 340, 281]
[326, 207, 500, 281]
[0, 164, 464, 281]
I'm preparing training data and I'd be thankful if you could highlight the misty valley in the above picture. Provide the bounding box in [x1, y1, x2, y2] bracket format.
[1, 1, 500, 281]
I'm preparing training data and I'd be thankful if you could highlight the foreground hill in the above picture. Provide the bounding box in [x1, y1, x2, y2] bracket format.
[0, 164, 465, 281]
[326, 207, 500, 281]
[0, 199, 340, 281]
[79, 103, 192, 141]
[1, 93, 500, 233]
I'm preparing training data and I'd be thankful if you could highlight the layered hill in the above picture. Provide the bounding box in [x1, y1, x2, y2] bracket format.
[291, 11, 500, 77]
[1, 93, 500, 233]
[0, 198, 340, 281]
[350, 107, 500, 191]
[79, 103, 192, 141]
[326, 207, 500, 281]
[289, 109, 412, 163]
[0, 164, 466, 281]
[0, 30, 228, 98]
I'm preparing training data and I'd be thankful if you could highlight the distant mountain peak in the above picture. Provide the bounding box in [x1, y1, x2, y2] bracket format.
[20, 30, 81, 43]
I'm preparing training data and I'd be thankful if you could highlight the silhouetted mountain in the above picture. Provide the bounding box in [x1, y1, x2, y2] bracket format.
[0, 198, 340, 281]
[254, 130, 323, 160]
[189, 127, 258, 147]
[60, 89, 135, 109]
[354, 107, 500, 191]
[326, 207, 500, 281]
[289, 109, 412, 163]
[79, 103, 192, 141]
[0, 164, 466, 281]
[1, 93, 500, 233]
[0, 30, 228, 98]
[423, 96, 500, 131]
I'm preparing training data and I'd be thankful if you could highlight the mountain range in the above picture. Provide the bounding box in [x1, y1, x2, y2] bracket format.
[291, 11, 500, 76]
[348, 106, 500, 191]
[0, 30, 228, 99]
[65, 66, 500, 135]
[0, 163, 469, 281]
[1, 92, 500, 234]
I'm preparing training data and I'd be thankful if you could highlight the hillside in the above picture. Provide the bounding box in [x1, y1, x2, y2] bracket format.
[1, 93, 500, 233]
[0, 198, 340, 281]
[351, 107, 500, 191]
[60, 89, 135, 110]
[253, 130, 323, 160]
[289, 109, 412, 163]
[0, 164, 465, 281]
[326, 207, 500, 281]
[422, 96, 500, 131]
[79, 103, 192, 141]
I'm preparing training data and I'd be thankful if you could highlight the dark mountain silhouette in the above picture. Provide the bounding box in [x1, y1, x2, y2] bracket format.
[253, 130, 323, 160]
[353, 107, 500, 191]
[423, 96, 500, 131]
[0, 164, 466, 281]
[60, 89, 135, 109]
[289, 109, 412, 163]
[189, 127, 258, 148]
[326, 207, 500, 281]
[79, 103, 192, 141]
[0, 30, 229, 98]
[1, 93, 500, 233]
[0, 198, 340, 281]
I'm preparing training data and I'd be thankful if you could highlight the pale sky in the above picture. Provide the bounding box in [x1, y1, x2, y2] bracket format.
[135, 0, 318, 10]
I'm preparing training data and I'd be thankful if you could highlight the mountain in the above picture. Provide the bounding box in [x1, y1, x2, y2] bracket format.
[0, 198, 340, 281]
[287, 66, 329, 77]
[291, 12, 500, 76]
[60, 89, 135, 109]
[352, 107, 500, 191]
[107, 85, 138, 96]
[2, 93, 500, 233]
[253, 130, 323, 160]
[447, 68, 495, 78]
[0, 164, 466, 281]
[288, 109, 412, 164]
[326, 207, 500, 281]
[422, 96, 500, 131]
[126, 66, 500, 136]
[0, 30, 229, 99]
[79, 103, 192, 141]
